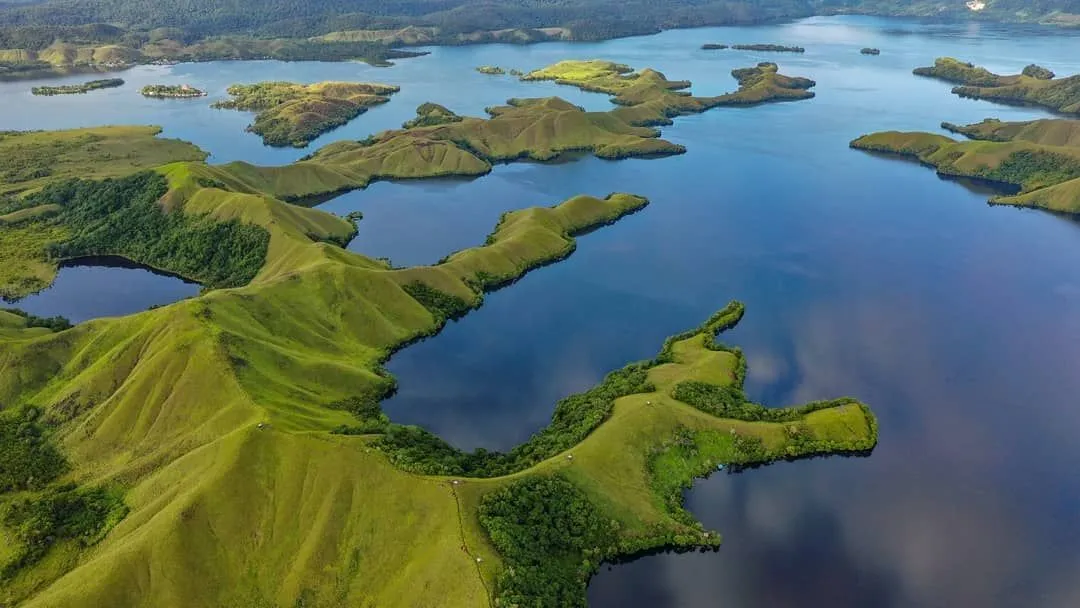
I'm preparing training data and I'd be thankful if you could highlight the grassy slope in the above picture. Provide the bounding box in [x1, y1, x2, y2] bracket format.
[0, 59, 857, 606]
[0, 159, 875, 608]
[0, 126, 207, 196]
[850, 120, 1080, 213]
[213, 81, 400, 148]
[0, 165, 651, 604]
[914, 57, 1080, 114]
[523, 59, 815, 127]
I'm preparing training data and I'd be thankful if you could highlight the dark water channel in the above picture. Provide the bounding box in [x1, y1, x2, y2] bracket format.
[2, 15, 1079, 606]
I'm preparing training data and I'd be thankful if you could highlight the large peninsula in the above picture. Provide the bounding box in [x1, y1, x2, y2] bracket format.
[851, 117, 1080, 213]
[914, 57, 1080, 114]
[212, 81, 400, 147]
[0, 58, 871, 608]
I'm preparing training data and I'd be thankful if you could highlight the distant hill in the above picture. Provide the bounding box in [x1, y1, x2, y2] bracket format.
[0, 1, 1077, 43]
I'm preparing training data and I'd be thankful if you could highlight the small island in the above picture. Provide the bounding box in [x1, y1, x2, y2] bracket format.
[702, 43, 729, 50]
[140, 84, 207, 98]
[212, 81, 400, 147]
[861, 47, 881, 55]
[732, 44, 805, 53]
[1022, 64, 1055, 80]
[476, 65, 505, 75]
[913, 57, 1080, 114]
[30, 78, 124, 96]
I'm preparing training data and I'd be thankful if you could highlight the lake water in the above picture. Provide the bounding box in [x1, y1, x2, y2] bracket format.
[3, 15, 1080, 607]
[10, 257, 200, 323]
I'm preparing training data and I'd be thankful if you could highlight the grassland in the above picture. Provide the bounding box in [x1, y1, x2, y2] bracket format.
[851, 118, 1080, 213]
[212, 81, 400, 147]
[523, 59, 815, 126]
[914, 57, 1080, 114]
[0, 59, 860, 605]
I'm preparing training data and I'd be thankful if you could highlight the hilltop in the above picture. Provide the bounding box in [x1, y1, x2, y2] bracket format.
[212, 81, 400, 148]
[914, 57, 1080, 114]
[851, 117, 1080, 214]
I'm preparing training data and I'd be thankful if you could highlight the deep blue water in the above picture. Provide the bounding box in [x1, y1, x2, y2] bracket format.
[3, 15, 1080, 607]
[10, 257, 200, 323]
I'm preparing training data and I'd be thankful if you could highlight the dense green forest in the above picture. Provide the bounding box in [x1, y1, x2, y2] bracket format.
[27, 172, 270, 288]
[0, 1, 1077, 48]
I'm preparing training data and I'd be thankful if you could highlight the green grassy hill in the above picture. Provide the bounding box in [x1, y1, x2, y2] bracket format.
[213, 81, 401, 148]
[0, 58, 874, 607]
[851, 118, 1080, 214]
[915, 57, 1080, 115]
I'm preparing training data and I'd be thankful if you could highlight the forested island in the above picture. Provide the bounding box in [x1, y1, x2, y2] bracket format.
[476, 65, 504, 75]
[861, 47, 881, 55]
[30, 77, 123, 95]
[732, 44, 805, 52]
[212, 80, 399, 147]
[702, 43, 729, 50]
[913, 57, 1080, 114]
[140, 83, 206, 98]
[851, 117, 1080, 213]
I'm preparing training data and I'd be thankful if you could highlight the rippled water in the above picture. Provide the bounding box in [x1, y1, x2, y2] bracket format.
[3, 15, 1080, 606]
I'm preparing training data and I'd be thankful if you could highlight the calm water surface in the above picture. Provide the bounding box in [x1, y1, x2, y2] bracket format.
[10, 257, 199, 323]
[2, 16, 1080, 606]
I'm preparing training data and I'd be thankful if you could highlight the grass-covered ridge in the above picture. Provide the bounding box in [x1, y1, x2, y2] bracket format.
[213, 81, 400, 147]
[851, 118, 1080, 214]
[0, 119, 877, 606]
[0, 143, 652, 603]
[914, 57, 1080, 115]
[523, 59, 815, 126]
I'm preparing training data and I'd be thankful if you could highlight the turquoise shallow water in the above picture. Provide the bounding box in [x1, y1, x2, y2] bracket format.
[4, 15, 1080, 606]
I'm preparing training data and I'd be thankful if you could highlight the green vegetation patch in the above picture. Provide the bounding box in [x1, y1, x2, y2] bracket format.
[914, 57, 1080, 114]
[213, 81, 400, 147]
[478, 475, 617, 607]
[26, 171, 269, 288]
[0, 408, 66, 493]
[852, 121, 1080, 214]
[523, 59, 815, 127]
[139, 84, 206, 98]
[475, 65, 504, 75]
[2, 484, 127, 579]
[30, 78, 123, 96]
[0, 126, 206, 196]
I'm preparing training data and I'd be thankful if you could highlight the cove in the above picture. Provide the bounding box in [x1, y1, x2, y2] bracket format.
[10, 256, 200, 323]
